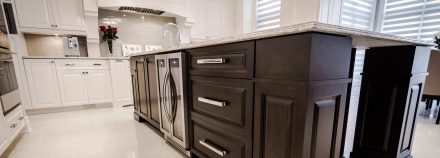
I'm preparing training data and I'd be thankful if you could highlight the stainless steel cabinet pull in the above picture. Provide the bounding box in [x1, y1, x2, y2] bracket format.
[19, 116, 24, 120]
[199, 139, 227, 156]
[196, 58, 226, 64]
[93, 63, 102, 66]
[65, 63, 75, 66]
[198, 97, 226, 107]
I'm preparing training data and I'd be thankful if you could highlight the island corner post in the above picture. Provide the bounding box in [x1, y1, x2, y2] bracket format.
[350, 45, 431, 158]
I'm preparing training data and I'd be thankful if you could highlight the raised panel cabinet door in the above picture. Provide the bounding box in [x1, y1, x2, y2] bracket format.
[57, 70, 89, 106]
[146, 59, 160, 125]
[220, 0, 235, 37]
[86, 70, 113, 104]
[135, 59, 150, 118]
[51, 0, 85, 31]
[206, 0, 222, 39]
[14, 0, 54, 29]
[83, 0, 98, 13]
[24, 59, 61, 108]
[191, 0, 207, 39]
[110, 60, 132, 103]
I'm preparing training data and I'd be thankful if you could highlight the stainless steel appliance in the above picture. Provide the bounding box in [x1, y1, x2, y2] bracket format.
[63, 36, 80, 57]
[0, 2, 20, 115]
[0, 52, 19, 115]
[155, 52, 189, 155]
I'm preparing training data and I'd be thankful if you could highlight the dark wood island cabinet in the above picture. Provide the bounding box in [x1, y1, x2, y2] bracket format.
[130, 22, 432, 158]
[131, 55, 161, 130]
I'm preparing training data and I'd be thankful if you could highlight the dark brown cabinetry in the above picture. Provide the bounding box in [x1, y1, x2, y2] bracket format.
[188, 41, 255, 158]
[130, 30, 431, 158]
[131, 55, 161, 130]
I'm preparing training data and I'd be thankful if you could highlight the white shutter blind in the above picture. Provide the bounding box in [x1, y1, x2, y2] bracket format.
[382, 0, 440, 42]
[340, 0, 377, 30]
[256, 0, 281, 31]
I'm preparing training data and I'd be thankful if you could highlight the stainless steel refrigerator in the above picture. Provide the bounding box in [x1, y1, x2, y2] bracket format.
[155, 52, 189, 155]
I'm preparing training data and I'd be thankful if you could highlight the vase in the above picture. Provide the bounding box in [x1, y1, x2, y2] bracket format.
[107, 40, 113, 54]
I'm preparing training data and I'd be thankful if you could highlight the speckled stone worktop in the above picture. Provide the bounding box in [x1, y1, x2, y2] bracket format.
[131, 22, 433, 57]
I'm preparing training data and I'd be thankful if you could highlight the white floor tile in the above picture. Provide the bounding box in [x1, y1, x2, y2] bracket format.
[0, 108, 184, 158]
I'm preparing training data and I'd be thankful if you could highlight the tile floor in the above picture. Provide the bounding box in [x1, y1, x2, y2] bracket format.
[0, 107, 184, 158]
[0, 105, 439, 158]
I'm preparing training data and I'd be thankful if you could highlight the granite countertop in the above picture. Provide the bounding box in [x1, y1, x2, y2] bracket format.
[22, 56, 129, 60]
[131, 22, 434, 57]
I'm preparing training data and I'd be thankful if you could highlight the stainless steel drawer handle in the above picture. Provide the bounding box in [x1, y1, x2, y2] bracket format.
[198, 97, 226, 107]
[65, 63, 75, 66]
[196, 58, 226, 64]
[93, 63, 102, 66]
[19, 116, 24, 120]
[199, 139, 227, 156]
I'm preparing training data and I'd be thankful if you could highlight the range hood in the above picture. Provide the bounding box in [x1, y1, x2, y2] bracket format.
[118, 6, 165, 15]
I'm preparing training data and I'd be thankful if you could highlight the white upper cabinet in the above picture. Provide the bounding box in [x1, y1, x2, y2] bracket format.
[14, 0, 85, 32]
[86, 70, 112, 104]
[24, 59, 61, 108]
[190, 0, 236, 40]
[14, 0, 53, 29]
[51, 0, 85, 31]
[57, 70, 89, 106]
[83, 0, 98, 14]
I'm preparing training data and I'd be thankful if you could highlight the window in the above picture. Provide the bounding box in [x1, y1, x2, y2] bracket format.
[340, 0, 378, 30]
[256, 0, 281, 31]
[381, 0, 440, 42]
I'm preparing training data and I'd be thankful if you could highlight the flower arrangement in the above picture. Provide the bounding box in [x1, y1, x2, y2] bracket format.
[435, 32, 440, 49]
[99, 26, 119, 54]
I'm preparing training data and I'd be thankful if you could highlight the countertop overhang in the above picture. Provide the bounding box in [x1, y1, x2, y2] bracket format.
[131, 22, 434, 57]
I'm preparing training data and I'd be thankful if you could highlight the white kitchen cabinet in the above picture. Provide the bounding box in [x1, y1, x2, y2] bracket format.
[24, 59, 61, 108]
[83, 0, 98, 15]
[14, 0, 53, 29]
[51, 0, 85, 31]
[15, 0, 85, 31]
[86, 70, 113, 104]
[57, 70, 89, 106]
[191, 0, 236, 40]
[0, 114, 7, 154]
[110, 60, 132, 107]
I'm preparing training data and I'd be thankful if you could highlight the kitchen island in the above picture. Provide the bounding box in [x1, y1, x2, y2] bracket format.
[130, 22, 432, 158]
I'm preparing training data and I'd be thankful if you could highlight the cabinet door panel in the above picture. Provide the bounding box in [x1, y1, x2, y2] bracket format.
[57, 70, 88, 106]
[135, 61, 149, 117]
[15, 0, 53, 29]
[51, 0, 85, 30]
[191, 0, 207, 39]
[147, 59, 160, 125]
[206, 0, 222, 38]
[24, 59, 61, 108]
[86, 70, 112, 104]
[110, 60, 132, 103]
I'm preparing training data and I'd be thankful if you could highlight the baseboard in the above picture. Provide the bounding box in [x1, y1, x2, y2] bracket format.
[25, 103, 113, 115]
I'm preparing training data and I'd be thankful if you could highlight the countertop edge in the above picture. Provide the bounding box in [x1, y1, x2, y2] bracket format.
[129, 22, 433, 57]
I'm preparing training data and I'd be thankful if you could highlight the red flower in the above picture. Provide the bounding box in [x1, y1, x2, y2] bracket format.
[99, 26, 106, 32]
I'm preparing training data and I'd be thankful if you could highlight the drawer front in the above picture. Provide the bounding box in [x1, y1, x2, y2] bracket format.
[192, 76, 253, 128]
[192, 122, 248, 158]
[188, 41, 255, 79]
[55, 60, 109, 69]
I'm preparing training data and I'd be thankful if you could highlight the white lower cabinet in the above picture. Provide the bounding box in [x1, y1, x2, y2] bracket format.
[110, 60, 132, 107]
[86, 70, 112, 104]
[57, 70, 89, 106]
[24, 59, 115, 109]
[24, 59, 61, 108]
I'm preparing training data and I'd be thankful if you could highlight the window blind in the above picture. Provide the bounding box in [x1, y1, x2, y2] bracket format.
[382, 0, 440, 42]
[256, 0, 281, 31]
[340, 0, 378, 30]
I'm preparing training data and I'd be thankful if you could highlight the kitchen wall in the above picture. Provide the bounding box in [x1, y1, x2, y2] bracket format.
[24, 34, 88, 57]
[98, 9, 176, 56]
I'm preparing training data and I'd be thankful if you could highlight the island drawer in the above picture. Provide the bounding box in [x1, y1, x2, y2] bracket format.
[192, 121, 250, 158]
[191, 76, 253, 129]
[187, 41, 255, 79]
